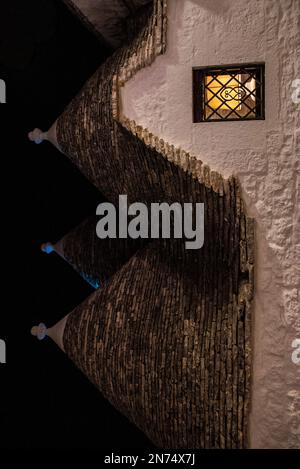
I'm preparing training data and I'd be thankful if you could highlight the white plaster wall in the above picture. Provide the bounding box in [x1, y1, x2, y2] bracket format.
[122, 0, 300, 448]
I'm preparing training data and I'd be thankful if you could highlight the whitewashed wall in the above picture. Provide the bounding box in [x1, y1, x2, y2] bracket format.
[122, 0, 300, 448]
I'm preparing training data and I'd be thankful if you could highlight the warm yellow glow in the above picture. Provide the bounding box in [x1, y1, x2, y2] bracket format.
[247, 77, 256, 101]
[205, 74, 242, 111]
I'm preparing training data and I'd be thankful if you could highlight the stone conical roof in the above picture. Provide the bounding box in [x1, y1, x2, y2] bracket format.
[57, 0, 254, 448]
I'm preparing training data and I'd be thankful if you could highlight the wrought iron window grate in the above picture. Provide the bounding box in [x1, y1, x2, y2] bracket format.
[193, 64, 265, 122]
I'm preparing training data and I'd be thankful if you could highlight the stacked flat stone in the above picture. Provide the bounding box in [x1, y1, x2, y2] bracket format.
[62, 0, 153, 49]
[61, 215, 148, 287]
[57, 0, 254, 448]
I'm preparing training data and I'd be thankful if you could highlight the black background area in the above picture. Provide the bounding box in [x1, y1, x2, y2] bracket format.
[0, 0, 154, 449]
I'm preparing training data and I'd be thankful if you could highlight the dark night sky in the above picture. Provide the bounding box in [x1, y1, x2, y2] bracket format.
[0, 0, 154, 449]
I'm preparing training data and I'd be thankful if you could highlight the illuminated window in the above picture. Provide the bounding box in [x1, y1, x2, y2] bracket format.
[193, 64, 265, 122]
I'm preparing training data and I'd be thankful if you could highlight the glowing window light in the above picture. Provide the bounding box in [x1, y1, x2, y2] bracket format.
[193, 64, 265, 122]
[205, 74, 242, 111]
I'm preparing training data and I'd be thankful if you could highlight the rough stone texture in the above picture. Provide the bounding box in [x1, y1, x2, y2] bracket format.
[122, 0, 300, 449]
[56, 0, 254, 448]
[62, 0, 152, 48]
[59, 215, 148, 288]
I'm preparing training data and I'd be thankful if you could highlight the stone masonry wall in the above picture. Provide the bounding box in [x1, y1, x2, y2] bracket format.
[121, 0, 300, 448]
[57, 0, 255, 447]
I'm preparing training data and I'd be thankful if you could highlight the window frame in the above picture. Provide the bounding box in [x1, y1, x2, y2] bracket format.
[193, 63, 265, 123]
